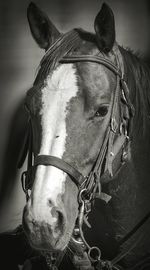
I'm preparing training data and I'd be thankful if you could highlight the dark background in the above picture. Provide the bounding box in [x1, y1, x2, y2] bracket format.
[0, 0, 150, 232]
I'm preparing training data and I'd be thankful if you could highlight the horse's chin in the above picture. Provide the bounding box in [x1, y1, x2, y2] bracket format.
[25, 225, 72, 252]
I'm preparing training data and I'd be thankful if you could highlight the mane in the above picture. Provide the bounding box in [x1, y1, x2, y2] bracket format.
[120, 46, 150, 135]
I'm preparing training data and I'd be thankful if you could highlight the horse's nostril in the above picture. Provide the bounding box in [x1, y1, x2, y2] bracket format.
[55, 210, 64, 234]
[56, 211, 64, 228]
[48, 199, 53, 207]
[47, 200, 65, 232]
[50, 207, 65, 234]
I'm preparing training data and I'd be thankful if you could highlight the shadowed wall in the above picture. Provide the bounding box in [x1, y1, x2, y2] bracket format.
[0, 0, 149, 232]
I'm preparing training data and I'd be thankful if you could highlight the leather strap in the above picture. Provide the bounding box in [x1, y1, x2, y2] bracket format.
[60, 55, 121, 77]
[34, 155, 85, 188]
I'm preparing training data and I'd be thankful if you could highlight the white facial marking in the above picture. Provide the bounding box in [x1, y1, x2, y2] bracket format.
[32, 64, 78, 220]
[40, 64, 78, 156]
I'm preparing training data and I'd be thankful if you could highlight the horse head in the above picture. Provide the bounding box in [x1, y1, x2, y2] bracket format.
[22, 2, 132, 259]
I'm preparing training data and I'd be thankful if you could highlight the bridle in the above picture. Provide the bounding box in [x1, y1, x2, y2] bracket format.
[18, 31, 135, 269]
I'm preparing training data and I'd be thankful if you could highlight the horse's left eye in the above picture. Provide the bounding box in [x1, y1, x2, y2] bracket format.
[95, 106, 108, 117]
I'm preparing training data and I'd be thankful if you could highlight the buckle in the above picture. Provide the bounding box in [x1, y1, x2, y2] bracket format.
[21, 171, 27, 193]
[84, 201, 91, 214]
[122, 150, 128, 162]
[21, 171, 30, 201]
[111, 118, 118, 133]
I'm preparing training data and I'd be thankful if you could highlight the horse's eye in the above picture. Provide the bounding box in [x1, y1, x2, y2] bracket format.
[95, 106, 108, 117]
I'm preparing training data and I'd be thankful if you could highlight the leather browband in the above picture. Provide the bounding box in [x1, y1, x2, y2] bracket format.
[60, 55, 121, 77]
[34, 155, 85, 187]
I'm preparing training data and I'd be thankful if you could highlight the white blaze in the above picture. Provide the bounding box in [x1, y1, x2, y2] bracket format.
[40, 63, 78, 156]
[31, 64, 78, 220]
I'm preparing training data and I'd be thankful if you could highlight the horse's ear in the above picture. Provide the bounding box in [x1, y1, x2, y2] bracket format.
[27, 2, 60, 50]
[94, 3, 115, 53]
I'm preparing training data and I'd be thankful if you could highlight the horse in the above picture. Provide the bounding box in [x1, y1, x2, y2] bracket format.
[1, 2, 150, 270]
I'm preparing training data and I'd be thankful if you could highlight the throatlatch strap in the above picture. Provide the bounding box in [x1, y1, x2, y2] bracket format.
[34, 155, 85, 187]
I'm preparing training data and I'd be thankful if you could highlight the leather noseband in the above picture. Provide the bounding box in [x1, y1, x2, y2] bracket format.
[34, 155, 85, 187]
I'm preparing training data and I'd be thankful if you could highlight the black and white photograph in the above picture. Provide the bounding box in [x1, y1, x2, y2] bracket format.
[0, 1, 150, 269]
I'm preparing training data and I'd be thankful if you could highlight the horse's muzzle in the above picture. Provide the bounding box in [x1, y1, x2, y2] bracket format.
[22, 202, 67, 251]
